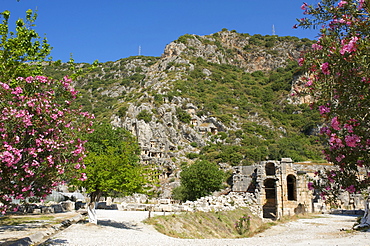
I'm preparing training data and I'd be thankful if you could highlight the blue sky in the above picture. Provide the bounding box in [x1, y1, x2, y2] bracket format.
[1, 0, 320, 63]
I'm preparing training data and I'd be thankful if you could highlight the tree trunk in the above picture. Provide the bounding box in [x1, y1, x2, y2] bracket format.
[354, 196, 370, 229]
[87, 190, 101, 224]
[87, 201, 98, 224]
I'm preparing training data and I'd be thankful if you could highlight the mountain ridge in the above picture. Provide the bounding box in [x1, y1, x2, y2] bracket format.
[44, 30, 322, 197]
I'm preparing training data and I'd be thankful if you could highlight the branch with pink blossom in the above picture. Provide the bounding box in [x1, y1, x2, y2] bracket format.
[296, 0, 370, 203]
[0, 76, 94, 214]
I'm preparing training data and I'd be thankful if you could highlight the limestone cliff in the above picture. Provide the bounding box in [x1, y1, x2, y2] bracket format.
[45, 30, 321, 198]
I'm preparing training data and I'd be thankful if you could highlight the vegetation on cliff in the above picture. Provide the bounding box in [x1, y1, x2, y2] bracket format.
[44, 30, 324, 169]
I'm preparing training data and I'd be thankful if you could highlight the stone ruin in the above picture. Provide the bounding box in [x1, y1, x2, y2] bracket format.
[232, 158, 365, 219]
[85, 158, 365, 219]
[6, 159, 365, 220]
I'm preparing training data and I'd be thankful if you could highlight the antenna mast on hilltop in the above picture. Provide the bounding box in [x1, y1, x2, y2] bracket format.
[138, 45, 141, 56]
[272, 25, 276, 35]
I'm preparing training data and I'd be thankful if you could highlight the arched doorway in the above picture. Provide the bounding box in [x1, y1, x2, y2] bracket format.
[287, 175, 297, 201]
[263, 178, 277, 219]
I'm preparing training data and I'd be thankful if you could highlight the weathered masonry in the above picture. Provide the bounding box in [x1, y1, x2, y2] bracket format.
[232, 158, 364, 219]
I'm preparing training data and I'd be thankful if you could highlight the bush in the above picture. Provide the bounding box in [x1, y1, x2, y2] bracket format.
[137, 109, 152, 123]
[117, 106, 128, 118]
[186, 152, 199, 159]
[190, 142, 198, 147]
[176, 108, 191, 123]
[178, 160, 224, 201]
[171, 186, 186, 201]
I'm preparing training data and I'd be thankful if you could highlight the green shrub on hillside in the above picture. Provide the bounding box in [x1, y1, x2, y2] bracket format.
[176, 107, 191, 123]
[137, 110, 152, 123]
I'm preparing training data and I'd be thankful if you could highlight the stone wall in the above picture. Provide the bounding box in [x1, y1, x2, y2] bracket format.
[232, 159, 365, 219]
[113, 192, 261, 217]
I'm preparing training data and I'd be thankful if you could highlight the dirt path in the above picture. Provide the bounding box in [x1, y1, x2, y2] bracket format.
[42, 210, 370, 246]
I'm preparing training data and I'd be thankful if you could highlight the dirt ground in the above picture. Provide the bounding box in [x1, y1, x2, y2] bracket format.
[0, 211, 82, 246]
[45, 210, 370, 246]
[2, 210, 370, 246]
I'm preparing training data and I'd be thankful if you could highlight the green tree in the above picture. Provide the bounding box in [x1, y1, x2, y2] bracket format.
[74, 123, 153, 223]
[175, 160, 224, 201]
[0, 9, 51, 82]
[296, 0, 370, 227]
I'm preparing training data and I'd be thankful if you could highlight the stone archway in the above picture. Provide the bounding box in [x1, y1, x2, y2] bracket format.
[263, 178, 277, 219]
[287, 174, 297, 201]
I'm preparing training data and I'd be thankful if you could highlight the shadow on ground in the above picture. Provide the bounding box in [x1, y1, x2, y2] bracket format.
[0, 223, 44, 232]
[40, 238, 69, 246]
[98, 219, 141, 230]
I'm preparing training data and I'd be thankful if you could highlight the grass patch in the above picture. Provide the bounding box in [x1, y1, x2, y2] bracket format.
[144, 209, 323, 239]
[144, 207, 269, 239]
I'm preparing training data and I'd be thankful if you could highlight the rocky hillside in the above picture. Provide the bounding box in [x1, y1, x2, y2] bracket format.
[44, 30, 323, 197]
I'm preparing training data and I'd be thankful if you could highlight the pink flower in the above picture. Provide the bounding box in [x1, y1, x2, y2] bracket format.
[21, 185, 31, 192]
[79, 173, 87, 181]
[298, 57, 305, 66]
[0, 82, 10, 90]
[319, 105, 330, 115]
[11, 87, 23, 95]
[312, 43, 323, 50]
[338, 0, 347, 7]
[335, 154, 345, 162]
[359, 0, 365, 9]
[346, 185, 356, 193]
[340, 36, 358, 55]
[329, 133, 344, 147]
[1, 151, 15, 167]
[344, 123, 354, 133]
[361, 77, 370, 84]
[331, 116, 341, 130]
[357, 160, 364, 167]
[305, 79, 313, 87]
[308, 182, 314, 190]
[301, 2, 308, 10]
[320, 126, 331, 135]
[46, 155, 54, 165]
[345, 134, 360, 147]
[321, 62, 330, 75]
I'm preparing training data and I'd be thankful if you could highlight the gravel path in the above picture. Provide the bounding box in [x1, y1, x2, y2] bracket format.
[43, 210, 370, 246]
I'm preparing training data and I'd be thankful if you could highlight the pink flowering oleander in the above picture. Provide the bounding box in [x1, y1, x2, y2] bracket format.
[343, 123, 354, 133]
[330, 116, 341, 130]
[298, 57, 305, 66]
[358, 0, 365, 9]
[320, 62, 330, 75]
[305, 79, 313, 87]
[340, 36, 359, 55]
[312, 43, 323, 50]
[0, 76, 94, 213]
[338, 0, 347, 8]
[318, 105, 330, 115]
[301, 2, 308, 10]
[344, 134, 361, 147]
[346, 185, 356, 193]
[335, 154, 345, 162]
